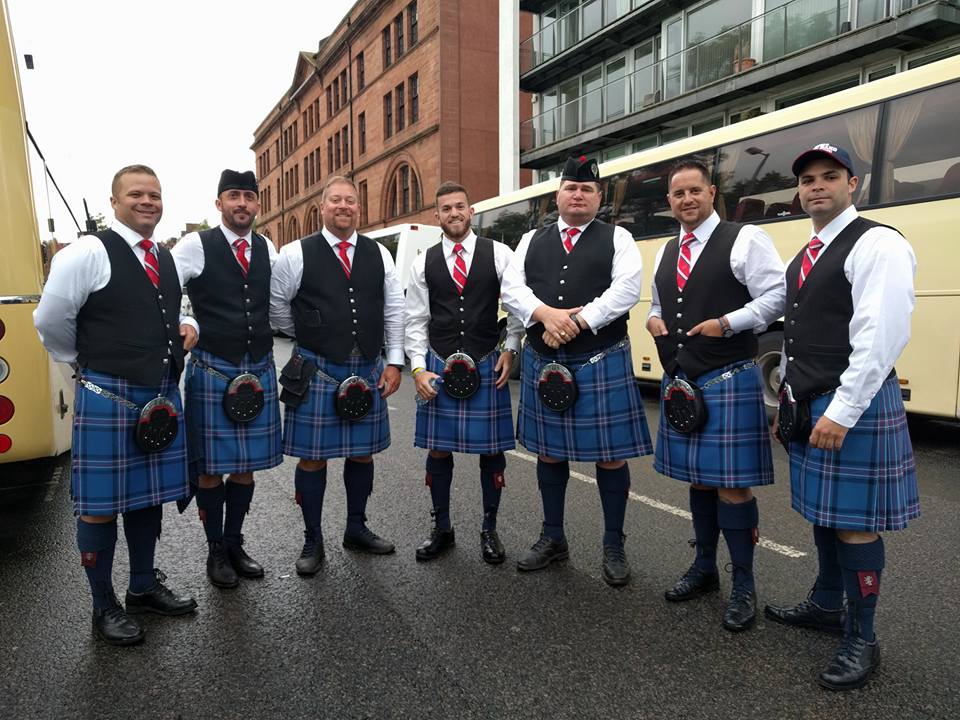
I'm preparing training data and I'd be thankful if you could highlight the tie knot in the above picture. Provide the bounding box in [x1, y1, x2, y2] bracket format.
[565, 227, 580, 239]
[139, 239, 154, 251]
[234, 238, 248, 250]
[452, 242, 464, 256]
[809, 236, 823, 250]
[337, 240, 351, 252]
[681, 232, 696, 245]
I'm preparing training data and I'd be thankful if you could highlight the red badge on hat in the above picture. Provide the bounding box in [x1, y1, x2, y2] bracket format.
[80, 551, 97, 568]
[858, 571, 880, 597]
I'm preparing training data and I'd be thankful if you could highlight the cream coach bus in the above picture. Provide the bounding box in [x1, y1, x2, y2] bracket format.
[0, 0, 73, 463]
[473, 55, 960, 419]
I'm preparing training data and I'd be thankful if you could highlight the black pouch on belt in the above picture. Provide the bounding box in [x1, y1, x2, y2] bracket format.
[279, 354, 317, 409]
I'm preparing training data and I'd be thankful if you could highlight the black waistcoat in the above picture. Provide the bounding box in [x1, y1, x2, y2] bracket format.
[654, 221, 757, 379]
[76, 230, 184, 387]
[524, 220, 627, 355]
[186, 227, 273, 364]
[292, 232, 385, 362]
[425, 237, 501, 358]
[783, 217, 895, 400]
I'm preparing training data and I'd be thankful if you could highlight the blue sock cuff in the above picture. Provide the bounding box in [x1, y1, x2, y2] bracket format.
[689, 487, 718, 516]
[813, 524, 837, 549]
[479, 452, 506, 474]
[596, 464, 630, 493]
[77, 518, 118, 551]
[426, 454, 454, 474]
[536, 459, 569, 487]
[225, 480, 254, 506]
[295, 466, 327, 492]
[345, 459, 374, 483]
[717, 497, 758, 530]
[837, 537, 885, 571]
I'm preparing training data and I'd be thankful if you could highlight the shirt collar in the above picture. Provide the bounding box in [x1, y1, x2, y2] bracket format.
[111, 219, 153, 248]
[813, 205, 859, 247]
[442, 230, 476, 255]
[321, 226, 357, 247]
[220, 223, 249, 245]
[557, 217, 594, 235]
[681, 211, 719, 244]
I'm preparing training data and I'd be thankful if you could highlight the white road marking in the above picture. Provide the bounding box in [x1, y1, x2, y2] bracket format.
[506, 449, 806, 558]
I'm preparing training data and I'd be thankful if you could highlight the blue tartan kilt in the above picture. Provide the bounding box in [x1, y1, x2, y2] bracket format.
[654, 361, 774, 488]
[517, 340, 653, 462]
[71, 368, 188, 516]
[414, 348, 515, 454]
[788, 375, 919, 532]
[184, 348, 283, 475]
[281, 347, 390, 460]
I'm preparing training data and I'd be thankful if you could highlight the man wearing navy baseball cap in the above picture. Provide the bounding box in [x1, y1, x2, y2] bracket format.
[764, 144, 920, 690]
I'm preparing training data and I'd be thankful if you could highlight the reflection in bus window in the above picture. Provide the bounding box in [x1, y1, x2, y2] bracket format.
[477, 199, 536, 249]
[379, 233, 400, 259]
[879, 82, 960, 203]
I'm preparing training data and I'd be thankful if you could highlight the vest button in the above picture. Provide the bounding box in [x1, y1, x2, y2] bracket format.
[790, 320, 796, 325]
[247, 326, 252, 331]
[676, 328, 683, 334]
[558, 295, 563, 301]
[245, 298, 251, 303]
[349, 287, 354, 293]
[562, 265, 568, 270]
[158, 294, 163, 300]
[166, 324, 170, 329]
[168, 340, 173, 346]
[352, 309, 357, 313]
[163, 358, 170, 364]
[788, 338, 794, 344]
[788, 356, 794, 361]
[243, 285, 248, 290]
[460, 319, 465, 324]
[559, 280, 565, 285]
[793, 302, 799, 308]
[350, 298, 355, 303]
[676, 313, 682, 318]
[353, 319, 358, 324]
[459, 308, 464, 312]
[460, 331, 465, 336]
[351, 331, 357, 336]
[161, 308, 166, 314]
[677, 297, 683, 304]
[678, 343, 684, 348]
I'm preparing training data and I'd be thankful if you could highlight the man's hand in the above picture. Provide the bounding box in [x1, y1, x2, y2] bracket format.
[646, 316, 668, 337]
[808, 416, 849, 451]
[378, 365, 402, 398]
[494, 351, 514, 389]
[180, 323, 198, 351]
[771, 409, 782, 445]
[414, 369, 441, 401]
[542, 330, 561, 350]
[532, 305, 583, 346]
[686, 318, 724, 337]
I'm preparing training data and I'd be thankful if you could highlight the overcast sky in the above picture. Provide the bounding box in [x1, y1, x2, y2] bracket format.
[8, 0, 353, 242]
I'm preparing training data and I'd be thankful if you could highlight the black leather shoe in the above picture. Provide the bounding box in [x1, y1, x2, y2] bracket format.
[415, 527, 455, 561]
[665, 564, 720, 602]
[723, 586, 757, 631]
[295, 531, 325, 576]
[480, 529, 505, 565]
[93, 595, 145, 646]
[516, 534, 569, 572]
[227, 537, 264, 579]
[125, 570, 198, 616]
[601, 544, 631, 587]
[818, 636, 881, 691]
[343, 526, 396, 555]
[764, 599, 845, 635]
[207, 541, 239, 589]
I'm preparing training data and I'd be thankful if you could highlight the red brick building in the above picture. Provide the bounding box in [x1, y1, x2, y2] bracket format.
[251, 0, 528, 247]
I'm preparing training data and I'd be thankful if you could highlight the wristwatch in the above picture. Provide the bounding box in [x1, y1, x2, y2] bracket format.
[718, 316, 735, 338]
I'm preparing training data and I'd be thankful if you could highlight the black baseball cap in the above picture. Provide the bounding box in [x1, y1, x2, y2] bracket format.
[792, 143, 855, 178]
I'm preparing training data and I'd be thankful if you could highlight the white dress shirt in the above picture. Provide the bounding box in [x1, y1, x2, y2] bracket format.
[648, 212, 786, 333]
[404, 231, 524, 370]
[171, 223, 279, 286]
[269, 226, 405, 365]
[779, 205, 916, 428]
[33, 220, 198, 364]
[500, 218, 643, 332]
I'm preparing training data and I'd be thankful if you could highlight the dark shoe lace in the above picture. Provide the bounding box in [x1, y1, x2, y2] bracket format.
[300, 531, 320, 559]
[529, 534, 555, 553]
[603, 544, 627, 564]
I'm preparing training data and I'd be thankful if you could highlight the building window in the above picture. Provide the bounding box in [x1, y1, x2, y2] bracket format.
[395, 13, 405, 57]
[333, 77, 340, 112]
[340, 69, 348, 106]
[359, 180, 369, 226]
[334, 130, 341, 168]
[408, 73, 419, 124]
[387, 162, 422, 218]
[396, 83, 405, 132]
[384, 91, 393, 138]
[357, 51, 365, 91]
[342, 125, 349, 167]
[358, 112, 366, 154]
[328, 138, 334, 173]
[408, 1, 418, 46]
[383, 26, 392, 67]
[326, 86, 333, 119]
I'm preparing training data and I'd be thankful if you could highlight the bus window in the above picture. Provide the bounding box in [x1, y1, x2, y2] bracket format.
[477, 199, 537, 249]
[715, 104, 878, 221]
[878, 81, 960, 203]
[603, 164, 680, 240]
[379, 232, 401, 260]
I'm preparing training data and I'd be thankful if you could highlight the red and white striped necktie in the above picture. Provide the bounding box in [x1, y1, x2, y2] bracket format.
[676, 233, 695, 292]
[562, 227, 579, 253]
[233, 238, 249, 276]
[337, 240, 352, 278]
[452, 242, 468, 294]
[139, 239, 160, 288]
[798, 236, 823, 288]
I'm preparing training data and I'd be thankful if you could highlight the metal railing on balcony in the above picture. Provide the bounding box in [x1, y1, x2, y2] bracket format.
[520, 0, 928, 152]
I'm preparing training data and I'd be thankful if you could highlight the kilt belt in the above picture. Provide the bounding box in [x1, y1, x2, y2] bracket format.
[528, 337, 630, 374]
[190, 355, 270, 383]
[77, 376, 176, 414]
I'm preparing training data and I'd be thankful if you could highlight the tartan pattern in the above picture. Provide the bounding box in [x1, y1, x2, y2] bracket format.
[789, 375, 919, 531]
[282, 346, 390, 459]
[71, 369, 188, 515]
[184, 348, 282, 475]
[414, 349, 515, 454]
[654, 362, 775, 488]
[517, 341, 653, 462]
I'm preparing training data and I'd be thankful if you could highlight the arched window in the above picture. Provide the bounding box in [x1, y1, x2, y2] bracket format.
[386, 162, 422, 219]
[304, 205, 320, 235]
[287, 216, 301, 244]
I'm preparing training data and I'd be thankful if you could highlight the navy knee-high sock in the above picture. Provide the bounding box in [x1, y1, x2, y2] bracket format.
[195, 483, 225, 543]
[812, 525, 844, 610]
[123, 504, 163, 593]
[837, 537, 885, 642]
[295, 466, 326, 541]
[718, 497, 759, 592]
[596, 464, 630, 548]
[425, 454, 454, 530]
[479, 453, 506, 532]
[77, 518, 118, 610]
[537, 459, 569, 542]
[689, 487, 720, 573]
[224, 480, 254, 547]
[344, 459, 374, 533]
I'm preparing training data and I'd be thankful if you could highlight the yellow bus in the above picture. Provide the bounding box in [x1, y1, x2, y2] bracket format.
[474, 54, 960, 419]
[0, 0, 73, 463]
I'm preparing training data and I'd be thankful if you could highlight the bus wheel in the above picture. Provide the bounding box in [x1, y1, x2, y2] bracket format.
[756, 331, 783, 418]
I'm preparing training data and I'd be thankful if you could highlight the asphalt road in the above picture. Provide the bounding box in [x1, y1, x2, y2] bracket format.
[1, 338, 958, 719]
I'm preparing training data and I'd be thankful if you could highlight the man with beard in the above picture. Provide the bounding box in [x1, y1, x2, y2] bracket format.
[765, 144, 919, 690]
[501, 155, 653, 587]
[647, 159, 784, 632]
[405, 181, 523, 564]
[172, 169, 281, 589]
[34, 165, 198, 645]
[270, 175, 404, 574]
